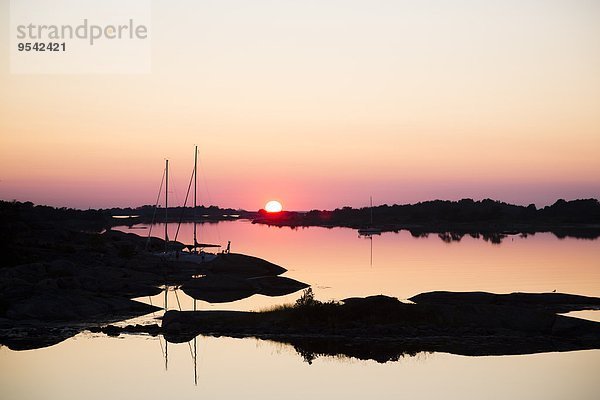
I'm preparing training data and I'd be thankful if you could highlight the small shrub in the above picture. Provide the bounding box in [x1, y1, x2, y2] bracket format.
[295, 288, 319, 308]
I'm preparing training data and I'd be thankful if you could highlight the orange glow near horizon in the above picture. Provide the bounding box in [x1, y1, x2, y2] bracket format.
[0, 2, 599, 210]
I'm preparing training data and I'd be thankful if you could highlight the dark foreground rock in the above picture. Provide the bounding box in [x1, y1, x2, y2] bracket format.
[156, 292, 600, 362]
[0, 219, 306, 350]
[204, 253, 287, 278]
[181, 275, 309, 303]
[409, 291, 600, 313]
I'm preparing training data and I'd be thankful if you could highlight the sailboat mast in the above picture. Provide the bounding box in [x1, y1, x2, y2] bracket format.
[165, 159, 169, 253]
[193, 146, 198, 254]
[370, 196, 373, 226]
[193, 336, 198, 385]
[164, 286, 168, 371]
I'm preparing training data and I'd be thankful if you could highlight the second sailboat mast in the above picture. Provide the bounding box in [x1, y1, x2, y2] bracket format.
[165, 159, 169, 253]
[193, 146, 198, 254]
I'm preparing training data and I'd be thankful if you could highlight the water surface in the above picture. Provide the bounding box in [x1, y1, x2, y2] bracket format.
[1, 221, 599, 399]
[130, 221, 600, 312]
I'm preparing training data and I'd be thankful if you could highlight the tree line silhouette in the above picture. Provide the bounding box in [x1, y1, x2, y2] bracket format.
[254, 198, 600, 239]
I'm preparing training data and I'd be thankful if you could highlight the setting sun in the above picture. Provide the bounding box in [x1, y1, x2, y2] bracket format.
[265, 200, 283, 213]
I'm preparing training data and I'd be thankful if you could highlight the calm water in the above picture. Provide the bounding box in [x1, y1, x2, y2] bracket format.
[1, 221, 599, 399]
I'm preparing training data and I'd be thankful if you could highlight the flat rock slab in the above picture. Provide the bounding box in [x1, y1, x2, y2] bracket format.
[181, 275, 309, 303]
[206, 253, 287, 278]
[410, 291, 600, 313]
[249, 276, 309, 297]
[181, 275, 257, 303]
[4, 289, 160, 322]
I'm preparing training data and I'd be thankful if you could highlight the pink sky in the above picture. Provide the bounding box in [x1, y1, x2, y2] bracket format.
[1, 1, 599, 210]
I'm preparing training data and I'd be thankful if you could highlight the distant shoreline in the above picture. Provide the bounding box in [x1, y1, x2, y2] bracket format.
[253, 220, 600, 241]
[2, 198, 599, 240]
[252, 198, 600, 240]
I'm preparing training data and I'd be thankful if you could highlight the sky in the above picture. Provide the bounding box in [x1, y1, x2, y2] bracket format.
[1, 0, 599, 211]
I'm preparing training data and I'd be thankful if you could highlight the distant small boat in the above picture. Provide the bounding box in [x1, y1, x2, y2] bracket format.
[358, 196, 381, 236]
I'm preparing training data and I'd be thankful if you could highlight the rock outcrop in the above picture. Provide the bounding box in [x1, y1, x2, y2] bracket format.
[0, 220, 307, 350]
[157, 292, 600, 361]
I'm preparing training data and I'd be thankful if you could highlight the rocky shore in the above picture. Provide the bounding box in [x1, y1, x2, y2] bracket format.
[84, 290, 600, 363]
[156, 291, 600, 359]
[0, 203, 307, 350]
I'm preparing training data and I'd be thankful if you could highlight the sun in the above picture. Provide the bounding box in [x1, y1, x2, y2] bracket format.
[265, 200, 283, 213]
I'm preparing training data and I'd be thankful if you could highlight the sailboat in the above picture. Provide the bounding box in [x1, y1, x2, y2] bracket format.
[358, 196, 382, 236]
[153, 147, 221, 263]
[176, 146, 220, 263]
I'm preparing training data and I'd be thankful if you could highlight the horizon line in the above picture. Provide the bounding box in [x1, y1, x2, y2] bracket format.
[3, 196, 598, 213]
